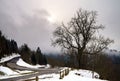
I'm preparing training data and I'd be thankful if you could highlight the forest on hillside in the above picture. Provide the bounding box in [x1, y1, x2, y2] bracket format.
[0, 30, 47, 65]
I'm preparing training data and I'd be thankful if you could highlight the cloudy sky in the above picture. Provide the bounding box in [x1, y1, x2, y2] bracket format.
[0, 0, 120, 53]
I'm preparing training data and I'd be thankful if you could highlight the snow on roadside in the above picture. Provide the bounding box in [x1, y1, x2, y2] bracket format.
[31, 69, 107, 81]
[17, 58, 49, 69]
[63, 70, 106, 81]
[0, 53, 20, 63]
[0, 66, 18, 75]
[0, 66, 107, 81]
[74, 69, 99, 78]
[15, 70, 33, 74]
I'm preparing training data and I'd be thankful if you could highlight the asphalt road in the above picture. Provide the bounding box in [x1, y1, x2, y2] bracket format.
[1, 68, 60, 81]
[0, 57, 61, 81]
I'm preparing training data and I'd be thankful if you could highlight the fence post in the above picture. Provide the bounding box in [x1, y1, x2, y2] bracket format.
[65, 69, 67, 75]
[59, 71, 61, 79]
[60, 70, 64, 79]
[36, 76, 38, 81]
[60, 68, 70, 79]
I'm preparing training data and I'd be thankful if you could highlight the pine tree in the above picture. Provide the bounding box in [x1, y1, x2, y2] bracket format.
[11, 40, 18, 53]
[31, 52, 36, 65]
[35, 47, 43, 65]
[19, 44, 31, 64]
[43, 55, 47, 65]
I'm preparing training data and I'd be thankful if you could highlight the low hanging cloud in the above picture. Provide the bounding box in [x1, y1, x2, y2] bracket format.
[0, 0, 59, 53]
[17, 10, 58, 53]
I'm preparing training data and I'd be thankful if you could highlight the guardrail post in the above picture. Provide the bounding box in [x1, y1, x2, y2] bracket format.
[65, 68, 69, 76]
[60, 70, 64, 79]
[60, 68, 70, 79]
[60, 71, 62, 79]
[65, 69, 67, 75]
[62, 70, 65, 78]
[36, 76, 38, 81]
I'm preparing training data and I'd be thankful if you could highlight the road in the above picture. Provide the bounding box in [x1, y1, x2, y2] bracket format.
[0, 57, 61, 81]
[1, 68, 60, 81]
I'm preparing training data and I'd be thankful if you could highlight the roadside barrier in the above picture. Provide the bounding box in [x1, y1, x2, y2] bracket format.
[59, 68, 70, 79]
[11, 68, 71, 81]
[23, 76, 38, 81]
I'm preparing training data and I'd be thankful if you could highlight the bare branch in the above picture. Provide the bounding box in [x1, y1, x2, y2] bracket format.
[52, 8, 114, 68]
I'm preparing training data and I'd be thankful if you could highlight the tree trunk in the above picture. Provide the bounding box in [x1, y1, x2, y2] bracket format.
[78, 50, 83, 69]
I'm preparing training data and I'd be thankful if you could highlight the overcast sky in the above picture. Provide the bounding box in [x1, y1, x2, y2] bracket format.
[0, 0, 120, 53]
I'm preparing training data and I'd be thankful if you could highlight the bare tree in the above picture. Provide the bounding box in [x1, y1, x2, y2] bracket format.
[52, 9, 113, 68]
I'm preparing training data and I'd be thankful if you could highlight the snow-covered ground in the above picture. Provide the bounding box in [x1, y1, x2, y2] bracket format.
[16, 58, 50, 69]
[0, 65, 35, 79]
[74, 69, 99, 78]
[0, 54, 107, 81]
[0, 53, 20, 63]
[0, 66, 18, 75]
[0, 54, 50, 79]
[31, 69, 107, 81]
[0, 65, 107, 81]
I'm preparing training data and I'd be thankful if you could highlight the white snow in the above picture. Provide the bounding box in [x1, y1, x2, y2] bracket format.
[33, 69, 107, 81]
[17, 58, 50, 69]
[0, 66, 18, 75]
[0, 66, 107, 81]
[15, 70, 33, 74]
[62, 70, 105, 81]
[74, 69, 99, 78]
[0, 53, 20, 63]
[0, 66, 35, 79]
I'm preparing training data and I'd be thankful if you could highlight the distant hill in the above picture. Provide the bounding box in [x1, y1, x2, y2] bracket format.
[104, 49, 120, 64]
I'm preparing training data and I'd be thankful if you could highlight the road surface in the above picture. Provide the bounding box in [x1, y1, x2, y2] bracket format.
[0, 57, 61, 81]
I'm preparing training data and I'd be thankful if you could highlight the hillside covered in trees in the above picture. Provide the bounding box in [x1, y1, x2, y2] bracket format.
[0, 31, 18, 59]
[0, 30, 47, 65]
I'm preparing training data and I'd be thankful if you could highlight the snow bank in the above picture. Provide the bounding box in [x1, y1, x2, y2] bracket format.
[63, 70, 105, 81]
[35, 70, 107, 81]
[16, 70, 33, 74]
[74, 69, 99, 78]
[0, 53, 20, 63]
[17, 58, 49, 69]
[0, 66, 18, 75]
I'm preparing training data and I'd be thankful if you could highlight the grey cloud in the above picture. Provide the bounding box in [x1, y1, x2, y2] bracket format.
[0, 11, 18, 39]
[0, 0, 120, 52]
[0, 0, 59, 53]
[17, 10, 57, 52]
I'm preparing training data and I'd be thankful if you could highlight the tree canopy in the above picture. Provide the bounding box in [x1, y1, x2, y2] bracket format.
[52, 9, 113, 68]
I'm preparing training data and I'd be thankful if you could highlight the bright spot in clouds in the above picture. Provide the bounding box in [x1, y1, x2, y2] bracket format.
[47, 15, 56, 23]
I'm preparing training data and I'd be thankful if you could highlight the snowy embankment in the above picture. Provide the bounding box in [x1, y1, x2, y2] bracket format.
[31, 69, 107, 81]
[0, 53, 49, 76]
[0, 66, 18, 75]
[0, 53, 20, 63]
[16, 58, 50, 69]
[0, 53, 34, 78]
[0, 65, 34, 79]
[0, 53, 20, 76]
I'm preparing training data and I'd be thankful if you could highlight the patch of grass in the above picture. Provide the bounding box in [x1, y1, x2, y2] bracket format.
[0, 71, 5, 76]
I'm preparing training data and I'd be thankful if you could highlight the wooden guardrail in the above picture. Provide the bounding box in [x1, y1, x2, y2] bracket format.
[24, 76, 38, 81]
[59, 68, 70, 79]
[11, 68, 71, 81]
